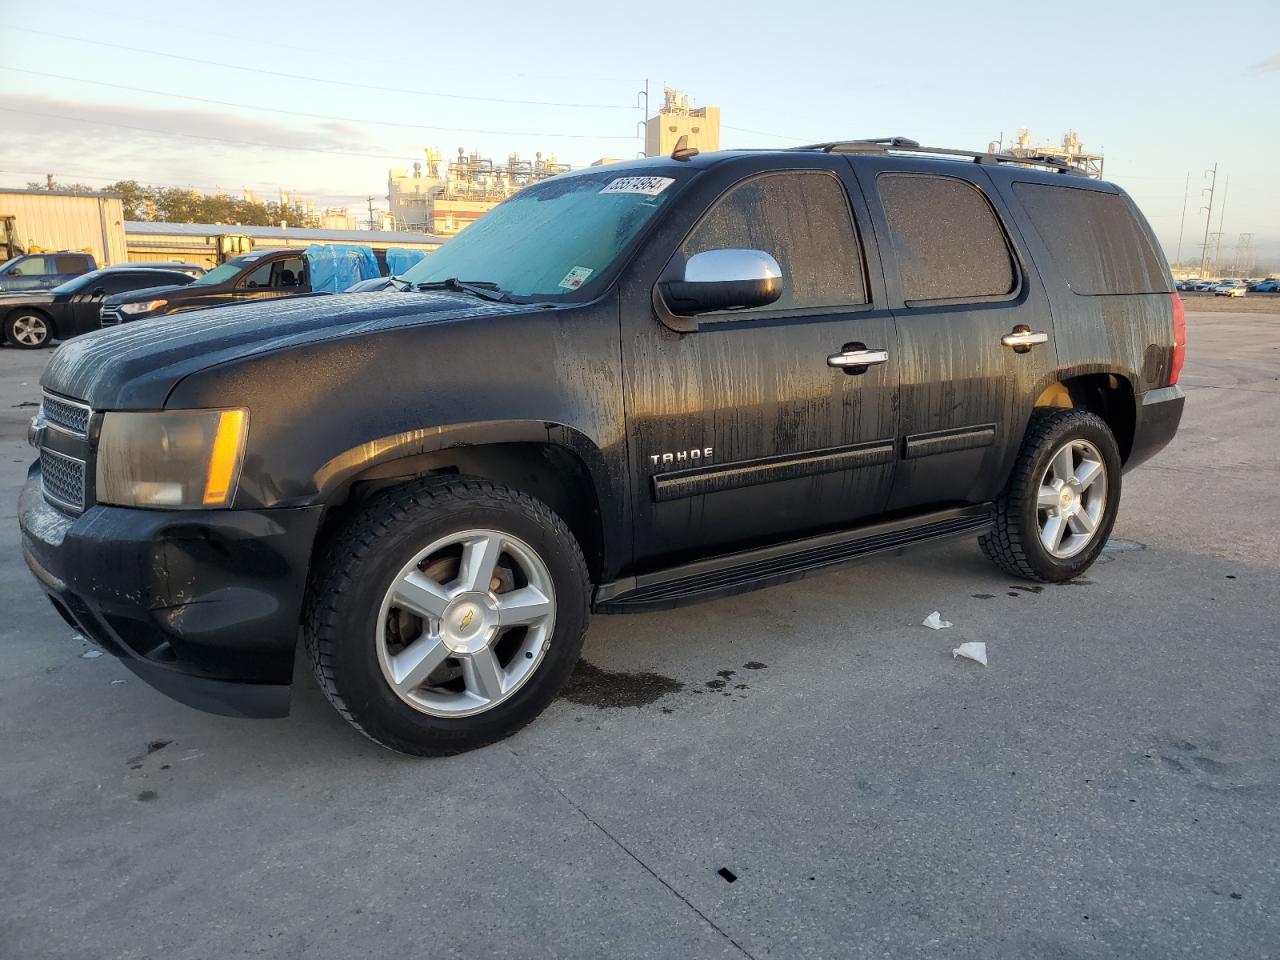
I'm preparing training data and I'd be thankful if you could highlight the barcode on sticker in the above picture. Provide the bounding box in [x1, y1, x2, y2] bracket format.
[599, 176, 675, 196]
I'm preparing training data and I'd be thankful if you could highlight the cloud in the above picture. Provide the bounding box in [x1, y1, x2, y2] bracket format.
[1250, 54, 1280, 73]
[0, 94, 405, 207]
[0, 94, 389, 157]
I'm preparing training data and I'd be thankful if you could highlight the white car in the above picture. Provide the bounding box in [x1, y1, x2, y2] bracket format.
[1213, 280, 1246, 297]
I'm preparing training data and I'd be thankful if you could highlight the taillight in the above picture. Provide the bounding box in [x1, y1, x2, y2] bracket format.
[1169, 292, 1186, 385]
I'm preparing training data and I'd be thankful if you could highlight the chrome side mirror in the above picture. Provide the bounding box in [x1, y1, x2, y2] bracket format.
[662, 248, 784, 317]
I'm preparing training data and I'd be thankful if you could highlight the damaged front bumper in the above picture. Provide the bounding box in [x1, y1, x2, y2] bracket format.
[18, 465, 323, 718]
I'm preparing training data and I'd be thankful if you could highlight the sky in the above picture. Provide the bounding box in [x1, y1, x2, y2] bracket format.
[2, 0, 1277, 268]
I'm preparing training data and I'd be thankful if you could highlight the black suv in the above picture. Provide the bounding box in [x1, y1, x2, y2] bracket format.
[0, 266, 200, 348]
[19, 140, 1185, 755]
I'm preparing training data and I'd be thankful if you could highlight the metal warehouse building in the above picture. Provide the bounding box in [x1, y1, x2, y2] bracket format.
[124, 221, 446, 270]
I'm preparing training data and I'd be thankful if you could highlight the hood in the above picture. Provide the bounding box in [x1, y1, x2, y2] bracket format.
[103, 281, 196, 305]
[0, 291, 55, 306]
[42, 291, 533, 409]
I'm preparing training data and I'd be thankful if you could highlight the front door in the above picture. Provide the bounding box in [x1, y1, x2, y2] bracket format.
[236, 255, 309, 303]
[850, 158, 1053, 510]
[620, 160, 900, 569]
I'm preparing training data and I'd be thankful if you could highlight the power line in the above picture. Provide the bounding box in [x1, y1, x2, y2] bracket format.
[54, 2, 643, 84]
[1, 67, 636, 139]
[5, 26, 636, 110]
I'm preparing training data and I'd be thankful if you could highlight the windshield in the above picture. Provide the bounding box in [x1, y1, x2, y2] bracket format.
[401, 169, 689, 299]
[193, 259, 251, 286]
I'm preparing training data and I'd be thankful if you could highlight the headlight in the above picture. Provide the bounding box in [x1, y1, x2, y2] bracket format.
[120, 299, 167, 315]
[96, 409, 249, 509]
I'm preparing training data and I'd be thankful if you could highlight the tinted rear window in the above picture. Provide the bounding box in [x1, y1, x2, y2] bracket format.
[1012, 183, 1169, 295]
[877, 174, 1016, 302]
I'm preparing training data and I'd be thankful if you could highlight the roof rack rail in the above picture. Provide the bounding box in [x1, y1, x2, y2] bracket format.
[791, 137, 1080, 175]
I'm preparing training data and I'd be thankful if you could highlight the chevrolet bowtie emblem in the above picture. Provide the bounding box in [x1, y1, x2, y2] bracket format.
[459, 609, 475, 630]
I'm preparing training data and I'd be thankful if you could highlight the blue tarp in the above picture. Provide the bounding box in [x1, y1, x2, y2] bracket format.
[305, 243, 380, 293]
[385, 247, 427, 277]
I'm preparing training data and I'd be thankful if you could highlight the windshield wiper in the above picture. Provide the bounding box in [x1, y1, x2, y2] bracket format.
[413, 277, 510, 302]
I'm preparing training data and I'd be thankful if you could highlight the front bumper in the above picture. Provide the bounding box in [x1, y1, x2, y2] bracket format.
[18, 466, 324, 718]
[1124, 384, 1186, 472]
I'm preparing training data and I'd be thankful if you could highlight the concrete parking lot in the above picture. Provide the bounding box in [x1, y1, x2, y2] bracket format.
[1, 310, 1277, 959]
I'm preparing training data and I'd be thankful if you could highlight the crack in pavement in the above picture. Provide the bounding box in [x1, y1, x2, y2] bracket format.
[506, 745, 756, 959]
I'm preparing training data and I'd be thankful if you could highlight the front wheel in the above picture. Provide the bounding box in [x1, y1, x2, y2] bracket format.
[4, 312, 52, 349]
[304, 477, 590, 756]
[980, 409, 1122, 582]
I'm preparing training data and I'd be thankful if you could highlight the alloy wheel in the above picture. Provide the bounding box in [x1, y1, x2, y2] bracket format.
[11, 314, 48, 346]
[1036, 439, 1108, 559]
[375, 529, 556, 717]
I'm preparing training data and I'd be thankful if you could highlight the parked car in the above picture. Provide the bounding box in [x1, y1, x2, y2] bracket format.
[20, 140, 1185, 755]
[1214, 280, 1246, 297]
[0, 251, 96, 292]
[1, 267, 199, 348]
[1192, 279, 1218, 292]
[100, 249, 310, 326]
[1252, 279, 1280, 293]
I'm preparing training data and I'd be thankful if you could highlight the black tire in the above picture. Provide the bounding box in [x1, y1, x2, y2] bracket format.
[304, 477, 590, 756]
[4, 311, 53, 349]
[980, 409, 1122, 582]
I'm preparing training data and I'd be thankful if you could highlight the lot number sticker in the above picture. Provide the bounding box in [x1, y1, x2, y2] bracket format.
[599, 176, 675, 196]
[558, 266, 594, 290]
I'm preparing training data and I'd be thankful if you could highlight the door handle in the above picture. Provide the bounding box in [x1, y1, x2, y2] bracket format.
[827, 347, 889, 370]
[1001, 327, 1049, 352]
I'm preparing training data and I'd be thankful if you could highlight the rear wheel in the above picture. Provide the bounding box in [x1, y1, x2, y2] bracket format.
[305, 477, 590, 756]
[4, 312, 52, 349]
[980, 409, 1122, 582]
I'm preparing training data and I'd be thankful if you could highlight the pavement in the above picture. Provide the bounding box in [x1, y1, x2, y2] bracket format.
[1, 311, 1277, 960]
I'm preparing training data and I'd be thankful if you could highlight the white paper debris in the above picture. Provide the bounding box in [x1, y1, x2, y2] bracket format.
[79, 649, 103, 659]
[922, 611, 953, 630]
[951, 642, 988, 666]
[110, 679, 127, 685]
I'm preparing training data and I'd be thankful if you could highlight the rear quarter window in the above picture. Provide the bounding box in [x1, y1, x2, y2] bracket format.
[876, 174, 1016, 303]
[55, 255, 91, 273]
[1012, 183, 1169, 295]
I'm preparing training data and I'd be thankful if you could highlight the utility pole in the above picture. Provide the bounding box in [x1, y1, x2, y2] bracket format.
[636, 78, 650, 158]
[1175, 171, 1190, 269]
[1198, 163, 1217, 279]
[1214, 176, 1229, 275]
[367, 195, 375, 231]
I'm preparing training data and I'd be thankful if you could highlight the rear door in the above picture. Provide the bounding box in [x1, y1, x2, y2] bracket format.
[620, 157, 900, 568]
[68, 272, 163, 336]
[850, 158, 1053, 510]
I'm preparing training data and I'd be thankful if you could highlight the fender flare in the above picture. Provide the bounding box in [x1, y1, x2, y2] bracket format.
[312, 418, 615, 506]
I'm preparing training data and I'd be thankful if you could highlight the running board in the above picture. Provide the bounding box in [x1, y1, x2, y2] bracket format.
[593, 505, 993, 613]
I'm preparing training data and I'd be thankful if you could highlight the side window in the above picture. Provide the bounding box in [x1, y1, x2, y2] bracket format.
[101, 273, 150, 293]
[1012, 183, 1169, 295]
[275, 257, 306, 287]
[684, 171, 867, 312]
[11, 256, 51, 276]
[877, 174, 1016, 303]
[55, 255, 89, 274]
[241, 259, 274, 288]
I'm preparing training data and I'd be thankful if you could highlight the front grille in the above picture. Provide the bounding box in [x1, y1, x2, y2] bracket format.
[100, 307, 123, 327]
[41, 392, 91, 437]
[40, 448, 87, 513]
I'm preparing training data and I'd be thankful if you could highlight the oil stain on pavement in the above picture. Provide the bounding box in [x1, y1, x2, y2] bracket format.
[559, 660, 684, 709]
